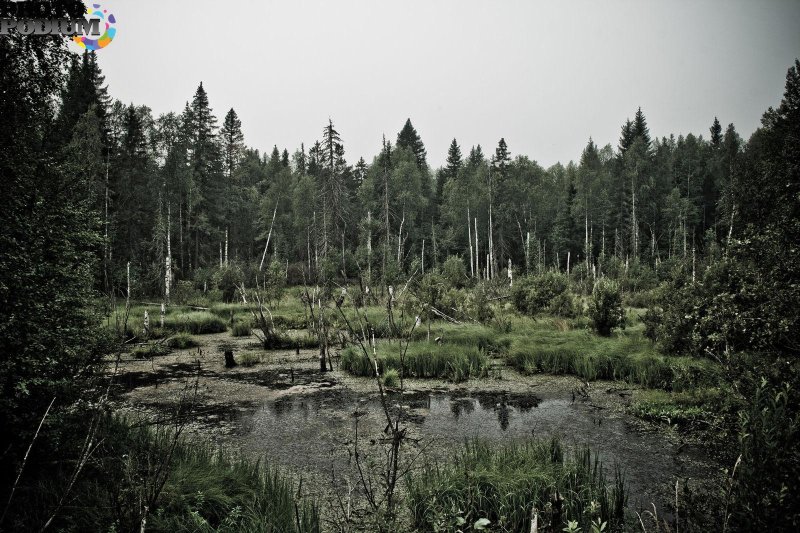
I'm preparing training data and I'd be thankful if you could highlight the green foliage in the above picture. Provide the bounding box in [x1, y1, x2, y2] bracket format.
[726, 380, 799, 530]
[588, 280, 626, 336]
[407, 439, 626, 533]
[629, 387, 732, 427]
[231, 320, 252, 337]
[341, 342, 488, 382]
[441, 255, 469, 289]
[213, 264, 244, 303]
[548, 291, 582, 318]
[512, 272, 570, 316]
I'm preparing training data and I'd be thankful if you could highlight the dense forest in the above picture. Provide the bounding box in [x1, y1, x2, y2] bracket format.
[61, 58, 744, 297]
[1, 1, 798, 531]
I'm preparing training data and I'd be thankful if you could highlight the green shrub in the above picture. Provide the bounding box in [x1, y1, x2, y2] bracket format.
[166, 332, 199, 349]
[407, 439, 626, 532]
[547, 291, 582, 318]
[442, 255, 469, 288]
[511, 272, 569, 316]
[382, 368, 399, 388]
[588, 279, 626, 336]
[231, 320, 251, 337]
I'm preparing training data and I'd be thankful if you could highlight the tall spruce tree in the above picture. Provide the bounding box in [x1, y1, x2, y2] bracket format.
[396, 118, 427, 169]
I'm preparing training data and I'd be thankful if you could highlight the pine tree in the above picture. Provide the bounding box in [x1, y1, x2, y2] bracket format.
[281, 148, 290, 168]
[354, 157, 368, 187]
[396, 118, 427, 168]
[710, 116, 722, 149]
[633, 107, 651, 148]
[467, 145, 484, 168]
[445, 138, 463, 182]
[618, 119, 635, 154]
[186, 82, 224, 268]
[220, 108, 244, 179]
[493, 138, 511, 179]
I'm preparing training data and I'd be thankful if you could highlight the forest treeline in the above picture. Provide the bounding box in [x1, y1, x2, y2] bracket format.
[58, 52, 742, 297]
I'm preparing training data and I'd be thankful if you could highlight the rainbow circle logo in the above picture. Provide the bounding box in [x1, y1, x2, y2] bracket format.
[73, 3, 116, 51]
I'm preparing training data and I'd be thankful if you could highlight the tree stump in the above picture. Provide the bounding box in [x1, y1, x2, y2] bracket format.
[224, 350, 236, 368]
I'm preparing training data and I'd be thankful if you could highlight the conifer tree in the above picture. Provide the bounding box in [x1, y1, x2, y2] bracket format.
[710, 116, 722, 149]
[221, 108, 244, 179]
[396, 118, 427, 168]
[445, 138, 463, 182]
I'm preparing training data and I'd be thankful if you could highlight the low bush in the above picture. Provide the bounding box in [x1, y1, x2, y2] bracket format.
[407, 438, 626, 532]
[547, 291, 582, 318]
[382, 368, 400, 388]
[511, 271, 570, 316]
[588, 279, 626, 336]
[231, 320, 252, 337]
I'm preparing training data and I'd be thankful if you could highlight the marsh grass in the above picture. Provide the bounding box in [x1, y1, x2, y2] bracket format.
[630, 387, 730, 426]
[16, 417, 320, 532]
[166, 332, 199, 349]
[237, 352, 262, 367]
[130, 342, 170, 358]
[340, 341, 488, 382]
[231, 320, 252, 337]
[506, 327, 719, 391]
[163, 311, 228, 334]
[411, 323, 511, 353]
[407, 438, 626, 532]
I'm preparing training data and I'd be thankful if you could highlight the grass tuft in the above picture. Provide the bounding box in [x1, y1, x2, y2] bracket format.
[407, 438, 626, 532]
[341, 341, 488, 382]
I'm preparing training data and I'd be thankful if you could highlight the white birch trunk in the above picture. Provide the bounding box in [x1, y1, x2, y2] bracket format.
[259, 202, 279, 271]
[468, 208, 474, 278]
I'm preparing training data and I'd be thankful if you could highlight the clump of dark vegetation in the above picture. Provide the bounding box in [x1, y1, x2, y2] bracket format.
[588, 279, 626, 336]
[167, 332, 199, 349]
[512, 272, 570, 316]
[407, 438, 626, 532]
[341, 342, 489, 382]
[2, 416, 319, 532]
[164, 311, 228, 335]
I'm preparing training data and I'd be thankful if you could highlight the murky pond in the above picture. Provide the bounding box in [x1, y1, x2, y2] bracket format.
[114, 337, 722, 516]
[241, 387, 716, 512]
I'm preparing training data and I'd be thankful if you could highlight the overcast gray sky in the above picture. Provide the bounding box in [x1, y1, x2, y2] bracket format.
[96, 0, 800, 168]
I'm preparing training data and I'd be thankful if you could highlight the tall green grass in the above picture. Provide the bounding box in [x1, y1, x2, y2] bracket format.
[11, 416, 320, 532]
[506, 328, 719, 391]
[340, 342, 489, 382]
[163, 311, 227, 334]
[407, 438, 626, 532]
[410, 323, 511, 353]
